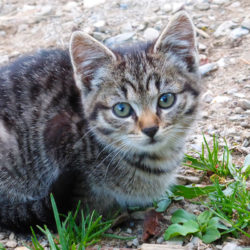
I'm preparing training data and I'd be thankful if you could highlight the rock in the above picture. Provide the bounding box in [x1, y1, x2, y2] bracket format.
[177, 175, 202, 185]
[214, 21, 237, 38]
[15, 247, 30, 250]
[242, 16, 250, 30]
[132, 238, 139, 247]
[162, 3, 172, 13]
[131, 210, 146, 220]
[9, 232, 15, 240]
[199, 62, 218, 75]
[141, 243, 186, 250]
[242, 139, 250, 147]
[92, 31, 107, 41]
[126, 228, 132, 234]
[84, 0, 106, 8]
[222, 242, 242, 250]
[0, 233, 5, 240]
[212, 0, 230, 4]
[63, 1, 78, 11]
[120, 23, 133, 33]
[228, 115, 245, 121]
[240, 99, 250, 110]
[119, 3, 129, 10]
[226, 128, 238, 136]
[195, 2, 210, 10]
[198, 43, 207, 51]
[230, 27, 249, 40]
[104, 32, 135, 47]
[232, 92, 245, 98]
[240, 122, 250, 128]
[156, 236, 164, 244]
[93, 20, 106, 29]
[37, 5, 53, 16]
[230, 1, 241, 8]
[143, 28, 159, 41]
[213, 95, 230, 103]
[235, 107, 243, 113]
[6, 240, 17, 248]
[0, 55, 9, 65]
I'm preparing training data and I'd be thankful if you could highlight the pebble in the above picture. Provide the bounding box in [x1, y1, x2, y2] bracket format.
[230, 27, 249, 40]
[212, 0, 230, 4]
[242, 16, 250, 30]
[235, 107, 243, 113]
[228, 115, 245, 121]
[240, 99, 250, 110]
[214, 20, 237, 38]
[195, 2, 210, 10]
[84, 0, 106, 8]
[156, 236, 164, 244]
[230, 1, 241, 8]
[177, 174, 202, 185]
[198, 43, 207, 51]
[0, 55, 9, 65]
[222, 242, 242, 250]
[37, 5, 53, 16]
[92, 31, 107, 41]
[93, 20, 106, 29]
[132, 238, 139, 247]
[126, 228, 132, 234]
[143, 27, 159, 41]
[213, 95, 230, 103]
[242, 139, 250, 147]
[240, 121, 250, 128]
[199, 62, 218, 75]
[6, 240, 18, 248]
[162, 3, 172, 13]
[63, 1, 78, 11]
[9, 232, 15, 240]
[104, 32, 135, 47]
[0, 233, 5, 240]
[15, 247, 30, 250]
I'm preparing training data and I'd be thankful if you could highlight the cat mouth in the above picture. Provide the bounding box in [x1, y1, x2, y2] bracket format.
[148, 138, 157, 144]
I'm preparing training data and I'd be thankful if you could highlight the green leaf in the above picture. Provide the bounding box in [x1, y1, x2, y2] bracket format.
[197, 210, 212, 226]
[208, 217, 228, 230]
[201, 226, 221, 243]
[171, 209, 196, 224]
[172, 185, 217, 199]
[164, 220, 199, 240]
[156, 198, 171, 212]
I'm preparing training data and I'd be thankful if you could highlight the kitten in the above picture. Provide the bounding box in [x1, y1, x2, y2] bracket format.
[0, 11, 200, 231]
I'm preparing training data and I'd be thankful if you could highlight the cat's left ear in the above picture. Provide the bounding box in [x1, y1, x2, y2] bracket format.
[151, 11, 199, 73]
[70, 31, 117, 91]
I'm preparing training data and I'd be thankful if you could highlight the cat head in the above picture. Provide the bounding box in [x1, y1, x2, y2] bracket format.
[69, 11, 200, 154]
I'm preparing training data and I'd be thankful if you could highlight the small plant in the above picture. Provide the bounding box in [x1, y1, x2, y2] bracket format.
[164, 209, 228, 244]
[0, 243, 5, 250]
[184, 135, 233, 177]
[31, 194, 113, 249]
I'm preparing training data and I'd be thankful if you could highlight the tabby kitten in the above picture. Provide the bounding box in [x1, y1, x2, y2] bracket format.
[0, 11, 200, 231]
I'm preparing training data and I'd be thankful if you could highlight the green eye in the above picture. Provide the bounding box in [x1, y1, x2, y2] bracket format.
[158, 93, 176, 109]
[113, 103, 133, 118]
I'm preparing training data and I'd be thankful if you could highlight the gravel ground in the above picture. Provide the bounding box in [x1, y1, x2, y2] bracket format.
[0, 0, 249, 249]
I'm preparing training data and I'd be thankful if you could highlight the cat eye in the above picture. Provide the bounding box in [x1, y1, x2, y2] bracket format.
[158, 93, 176, 109]
[112, 103, 133, 118]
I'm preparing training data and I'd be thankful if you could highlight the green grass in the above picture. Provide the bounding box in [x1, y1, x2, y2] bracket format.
[31, 194, 114, 249]
[163, 135, 250, 243]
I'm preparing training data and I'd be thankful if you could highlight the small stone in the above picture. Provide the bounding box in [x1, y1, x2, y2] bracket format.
[9, 232, 15, 240]
[0, 30, 6, 37]
[195, 2, 210, 11]
[120, 23, 133, 33]
[198, 43, 207, 51]
[230, 1, 241, 8]
[37, 5, 53, 16]
[177, 175, 202, 185]
[0, 55, 9, 65]
[199, 62, 218, 75]
[104, 32, 135, 47]
[84, 0, 106, 8]
[242, 139, 250, 147]
[63, 1, 78, 11]
[93, 20, 106, 29]
[126, 228, 132, 234]
[235, 107, 243, 113]
[15, 247, 30, 250]
[119, 3, 128, 10]
[240, 99, 250, 110]
[143, 28, 160, 41]
[222, 242, 242, 250]
[230, 27, 249, 40]
[132, 238, 139, 247]
[162, 3, 172, 13]
[228, 115, 245, 121]
[214, 21, 237, 38]
[127, 240, 133, 247]
[213, 95, 230, 103]
[240, 122, 250, 128]
[212, 0, 230, 4]
[156, 236, 164, 244]
[6, 240, 17, 248]
[92, 31, 107, 41]
[242, 16, 250, 30]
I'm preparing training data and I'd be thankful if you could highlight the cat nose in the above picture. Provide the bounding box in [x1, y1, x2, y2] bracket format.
[142, 126, 159, 138]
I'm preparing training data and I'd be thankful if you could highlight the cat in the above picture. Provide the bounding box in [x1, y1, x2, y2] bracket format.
[0, 11, 200, 232]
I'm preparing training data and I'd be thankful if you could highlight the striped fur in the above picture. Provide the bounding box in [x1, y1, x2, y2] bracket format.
[0, 11, 200, 231]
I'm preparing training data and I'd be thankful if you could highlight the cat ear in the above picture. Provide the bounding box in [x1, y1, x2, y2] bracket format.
[70, 31, 117, 91]
[152, 11, 198, 72]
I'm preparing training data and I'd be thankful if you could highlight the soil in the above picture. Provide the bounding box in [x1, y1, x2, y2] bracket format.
[0, 0, 249, 249]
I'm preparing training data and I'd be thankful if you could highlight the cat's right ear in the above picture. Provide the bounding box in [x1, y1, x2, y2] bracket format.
[70, 31, 117, 92]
